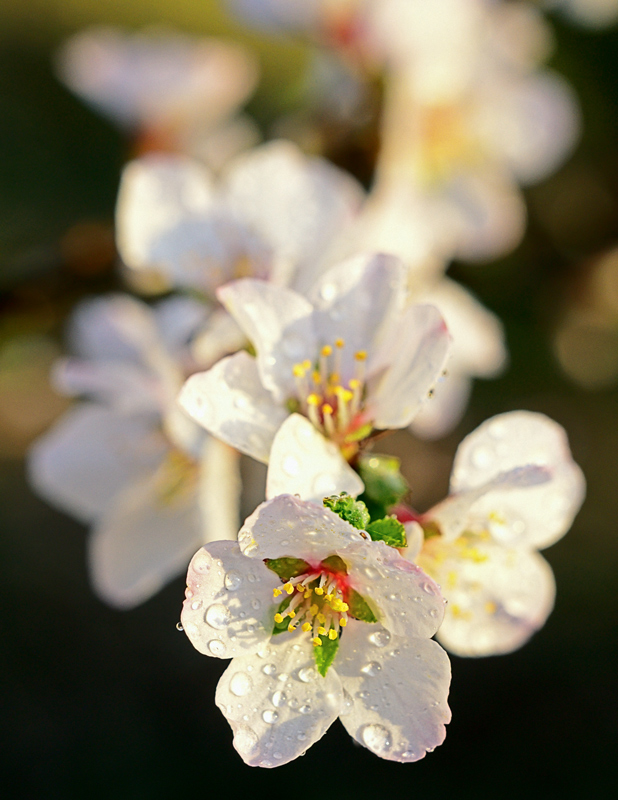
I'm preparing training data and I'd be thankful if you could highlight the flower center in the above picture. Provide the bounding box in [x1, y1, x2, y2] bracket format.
[290, 338, 371, 449]
[272, 562, 350, 647]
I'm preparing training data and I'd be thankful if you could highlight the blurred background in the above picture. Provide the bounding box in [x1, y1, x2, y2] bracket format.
[1, 1, 618, 797]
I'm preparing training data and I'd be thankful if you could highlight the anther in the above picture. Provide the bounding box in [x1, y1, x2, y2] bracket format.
[283, 583, 294, 595]
[328, 629, 338, 640]
[274, 613, 284, 624]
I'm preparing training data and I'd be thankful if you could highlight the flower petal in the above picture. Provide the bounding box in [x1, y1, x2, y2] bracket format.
[409, 373, 472, 440]
[336, 622, 451, 762]
[179, 351, 287, 463]
[198, 437, 242, 544]
[266, 414, 364, 503]
[446, 411, 586, 548]
[181, 540, 280, 658]
[89, 460, 204, 608]
[343, 541, 446, 640]
[28, 404, 166, 523]
[238, 494, 367, 562]
[417, 537, 556, 656]
[218, 279, 315, 402]
[369, 304, 451, 429]
[215, 634, 343, 767]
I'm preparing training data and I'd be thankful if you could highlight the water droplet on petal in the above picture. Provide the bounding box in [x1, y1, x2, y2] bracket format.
[262, 663, 277, 676]
[208, 639, 226, 656]
[225, 571, 243, 591]
[298, 667, 317, 683]
[282, 455, 300, 476]
[272, 691, 287, 707]
[175, 622, 184, 631]
[262, 709, 279, 724]
[233, 726, 258, 756]
[340, 689, 354, 716]
[251, 599, 261, 610]
[205, 603, 231, 629]
[361, 661, 382, 677]
[365, 566, 379, 579]
[471, 445, 494, 469]
[299, 704, 311, 714]
[320, 282, 337, 302]
[401, 749, 415, 759]
[230, 672, 253, 697]
[362, 724, 392, 755]
[368, 629, 391, 648]
[297, 732, 307, 741]
[190, 600, 202, 611]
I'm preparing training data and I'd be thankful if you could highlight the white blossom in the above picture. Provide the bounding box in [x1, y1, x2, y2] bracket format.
[414, 411, 585, 656]
[181, 494, 451, 766]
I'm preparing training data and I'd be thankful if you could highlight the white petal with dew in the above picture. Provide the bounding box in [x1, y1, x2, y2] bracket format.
[336, 623, 451, 762]
[216, 634, 343, 767]
[238, 494, 367, 563]
[89, 460, 203, 608]
[28, 404, 166, 523]
[179, 351, 287, 463]
[370, 304, 451, 429]
[343, 541, 446, 640]
[418, 537, 556, 657]
[266, 414, 364, 503]
[218, 279, 315, 401]
[447, 411, 586, 549]
[181, 540, 280, 658]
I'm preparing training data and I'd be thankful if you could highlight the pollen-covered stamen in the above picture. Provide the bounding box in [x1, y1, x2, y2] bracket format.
[271, 559, 353, 646]
[290, 339, 371, 444]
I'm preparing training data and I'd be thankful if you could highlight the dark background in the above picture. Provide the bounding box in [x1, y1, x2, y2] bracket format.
[1, 2, 617, 797]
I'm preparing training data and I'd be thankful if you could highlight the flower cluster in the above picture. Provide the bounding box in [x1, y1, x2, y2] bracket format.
[28, 0, 594, 768]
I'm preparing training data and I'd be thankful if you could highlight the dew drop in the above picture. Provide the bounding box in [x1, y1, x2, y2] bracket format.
[429, 608, 438, 618]
[190, 600, 202, 611]
[262, 709, 279, 724]
[402, 750, 415, 759]
[298, 667, 317, 683]
[365, 566, 379, 579]
[368, 629, 391, 648]
[362, 724, 392, 755]
[208, 639, 226, 656]
[262, 663, 277, 676]
[422, 582, 436, 595]
[361, 661, 382, 677]
[224, 571, 243, 591]
[233, 726, 258, 756]
[175, 622, 184, 631]
[251, 599, 261, 610]
[230, 672, 253, 697]
[272, 691, 287, 707]
[205, 603, 231, 629]
[471, 445, 494, 469]
[340, 689, 354, 716]
[297, 732, 307, 742]
[299, 704, 312, 714]
[320, 282, 337, 301]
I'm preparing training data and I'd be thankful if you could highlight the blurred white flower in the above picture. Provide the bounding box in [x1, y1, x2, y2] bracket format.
[413, 411, 585, 656]
[179, 253, 451, 502]
[55, 27, 259, 167]
[181, 494, 451, 766]
[28, 294, 241, 608]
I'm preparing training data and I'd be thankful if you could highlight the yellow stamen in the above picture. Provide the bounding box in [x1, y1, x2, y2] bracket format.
[283, 582, 294, 595]
[312, 637, 322, 647]
[321, 345, 333, 357]
[302, 622, 312, 632]
[288, 609, 296, 618]
[309, 604, 319, 616]
[340, 618, 347, 627]
[292, 364, 306, 378]
[288, 623, 297, 632]
[335, 338, 345, 348]
[354, 350, 367, 361]
[273, 588, 282, 598]
[318, 627, 327, 636]
[328, 629, 338, 640]
[274, 613, 284, 624]
[317, 613, 326, 624]
[307, 394, 320, 407]
[314, 587, 324, 596]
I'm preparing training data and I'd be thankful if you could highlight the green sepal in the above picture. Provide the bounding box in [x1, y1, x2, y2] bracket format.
[271, 597, 293, 636]
[347, 589, 378, 623]
[357, 453, 409, 519]
[286, 397, 301, 414]
[265, 557, 310, 580]
[366, 516, 407, 548]
[313, 634, 340, 676]
[323, 493, 370, 530]
[320, 554, 348, 574]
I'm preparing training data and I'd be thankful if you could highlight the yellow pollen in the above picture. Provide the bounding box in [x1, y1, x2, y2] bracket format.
[322, 404, 333, 416]
[340, 618, 347, 627]
[273, 588, 282, 598]
[349, 378, 360, 390]
[355, 350, 367, 361]
[317, 613, 326, 624]
[335, 338, 345, 348]
[307, 394, 320, 406]
[302, 622, 312, 632]
[288, 610, 296, 618]
[485, 601, 497, 615]
[329, 372, 340, 385]
[328, 629, 338, 640]
[288, 623, 297, 632]
[274, 613, 284, 624]
[302, 360, 311, 370]
[321, 345, 333, 357]
[314, 587, 324, 596]
[292, 364, 306, 378]
[312, 637, 322, 647]
[325, 593, 334, 602]
[304, 590, 312, 599]
[312, 370, 322, 384]
[340, 602, 349, 613]
[296, 584, 305, 592]
[318, 626, 327, 636]
[310, 604, 319, 616]
[283, 582, 294, 595]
